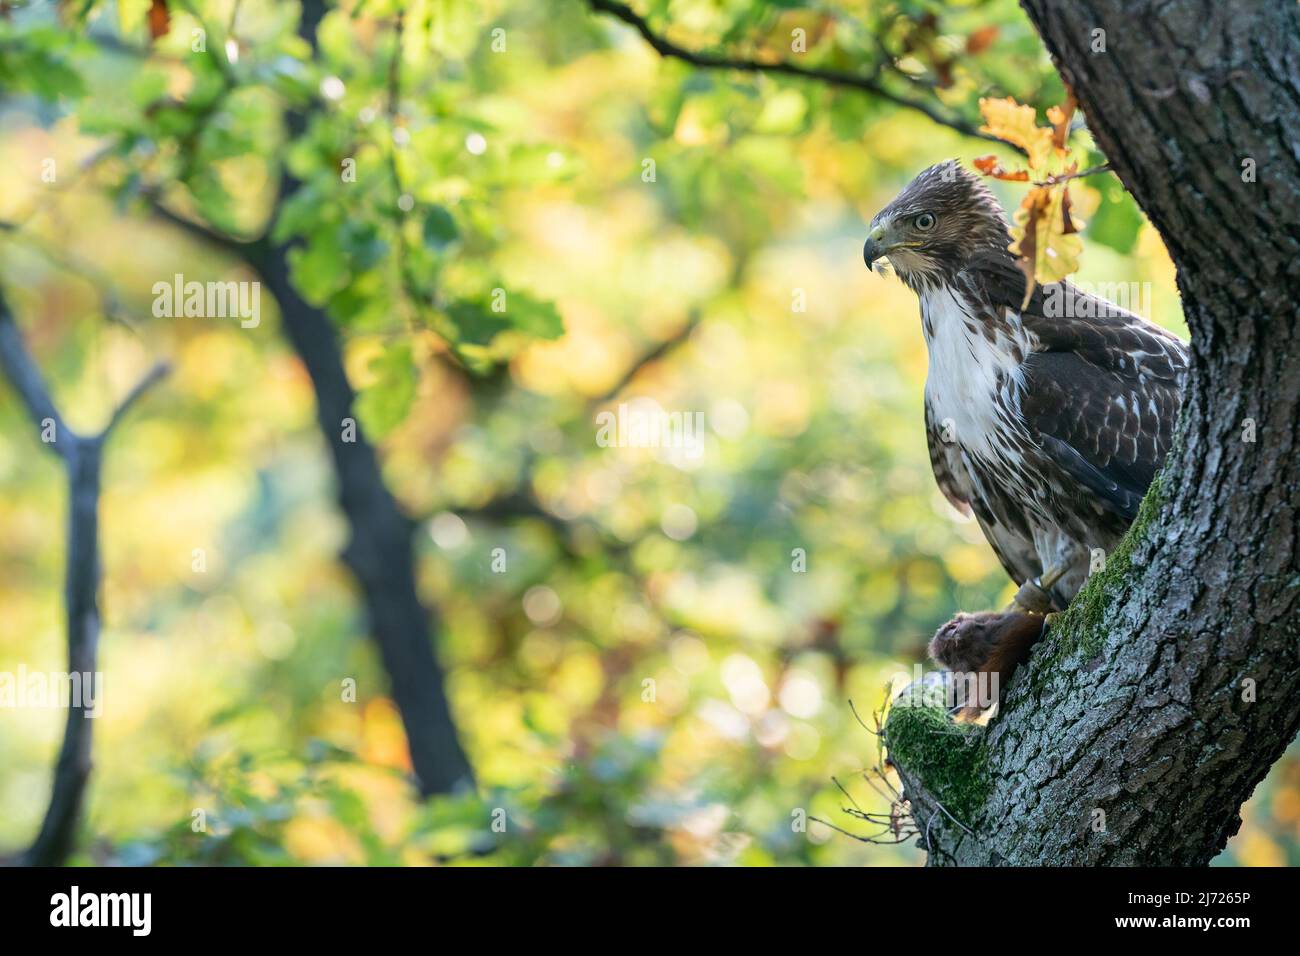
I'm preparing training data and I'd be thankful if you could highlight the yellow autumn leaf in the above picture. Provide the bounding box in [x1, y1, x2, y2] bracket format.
[1036, 187, 1084, 284]
[1009, 185, 1083, 304]
[979, 96, 1054, 170]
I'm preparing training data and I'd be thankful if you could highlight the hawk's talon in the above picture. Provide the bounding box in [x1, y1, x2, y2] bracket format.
[1010, 578, 1053, 615]
[1008, 562, 1069, 614]
[1038, 562, 1069, 591]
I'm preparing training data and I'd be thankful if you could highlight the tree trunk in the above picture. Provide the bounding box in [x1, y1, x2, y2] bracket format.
[24, 440, 102, 866]
[888, 0, 1300, 865]
[1, 299, 168, 865]
[242, 0, 473, 798]
[249, 238, 474, 796]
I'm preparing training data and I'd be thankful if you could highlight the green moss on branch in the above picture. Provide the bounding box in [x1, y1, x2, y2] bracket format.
[1034, 475, 1168, 673]
[884, 690, 989, 824]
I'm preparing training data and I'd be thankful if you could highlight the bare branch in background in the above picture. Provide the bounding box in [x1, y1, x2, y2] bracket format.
[62, 1, 476, 799]
[142, 190, 254, 255]
[585, 0, 1021, 152]
[0, 292, 169, 867]
[0, 218, 141, 331]
[591, 310, 703, 407]
[0, 299, 69, 451]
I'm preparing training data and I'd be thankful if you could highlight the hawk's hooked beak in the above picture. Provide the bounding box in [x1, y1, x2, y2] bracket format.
[863, 223, 890, 269]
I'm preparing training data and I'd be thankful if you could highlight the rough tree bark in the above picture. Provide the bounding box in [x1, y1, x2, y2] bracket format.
[887, 0, 1300, 865]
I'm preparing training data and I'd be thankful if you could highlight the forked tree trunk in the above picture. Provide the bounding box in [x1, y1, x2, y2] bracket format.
[888, 0, 1300, 865]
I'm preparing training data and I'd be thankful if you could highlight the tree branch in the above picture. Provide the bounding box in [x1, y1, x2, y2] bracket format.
[0, 292, 168, 866]
[104, 361, 172, 436]
[0, 218, 142, 331]
[135, 0, 474, 797]
[0, 300, 68, 454]
[590, 311, 702, 406]
[585, 0, 1019, 152]
[243, 231, 475, 796]
[142, 191, 253, 255]
[1032, 162, 1112, 187]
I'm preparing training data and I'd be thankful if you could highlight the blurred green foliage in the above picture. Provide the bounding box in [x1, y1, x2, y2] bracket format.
[0, 0, 1294, 867]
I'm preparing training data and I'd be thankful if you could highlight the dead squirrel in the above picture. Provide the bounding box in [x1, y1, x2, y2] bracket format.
[928, 610, 1046, 720]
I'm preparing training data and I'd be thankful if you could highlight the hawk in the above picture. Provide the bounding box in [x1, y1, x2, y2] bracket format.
[863, 161, 1188, 609]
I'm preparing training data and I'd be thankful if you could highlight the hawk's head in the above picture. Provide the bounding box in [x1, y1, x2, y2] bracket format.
[863, 160, 1011, 291]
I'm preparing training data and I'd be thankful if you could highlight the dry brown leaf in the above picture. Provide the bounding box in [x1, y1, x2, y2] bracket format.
[974, 154, 1030, 181]
[1046, 92, 1077, 155]
[148, 0, 170, 40]
[1061, 183, 1079, 234]
[966, 26, 1000, 55]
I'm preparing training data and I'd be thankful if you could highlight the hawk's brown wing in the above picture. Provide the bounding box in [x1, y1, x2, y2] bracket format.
[964, 254, 1188, 521]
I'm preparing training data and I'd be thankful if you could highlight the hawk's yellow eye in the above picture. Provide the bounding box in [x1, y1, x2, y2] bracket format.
[915, 212, 936, 231]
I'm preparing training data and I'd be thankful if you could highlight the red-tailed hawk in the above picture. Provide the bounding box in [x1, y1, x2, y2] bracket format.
[863, 161, 1187, 609]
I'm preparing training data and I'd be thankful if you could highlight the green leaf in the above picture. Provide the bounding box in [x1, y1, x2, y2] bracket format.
[422, 204, 459, 251]
[273, 179, 334, 244]
[445, 300, 505, 346]
[129, 68, 170, 108]
[288, 228, 349, 305]
[505, 292, 564, 340]
[354, 344, 417, 438]
[339, 220, 388, 271]
[446, 292, 563, 347]
[0, 30, 85, 101]
[1086, 184, 1143, 254]
[326, 271, 394, 332]
[754, 90, 807, 134]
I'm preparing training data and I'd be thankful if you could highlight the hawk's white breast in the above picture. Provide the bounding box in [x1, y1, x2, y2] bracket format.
[920, 284, 1027, 463]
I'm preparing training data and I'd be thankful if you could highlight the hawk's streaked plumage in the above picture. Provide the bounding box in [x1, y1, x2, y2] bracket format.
[864, 161, 1187, 608]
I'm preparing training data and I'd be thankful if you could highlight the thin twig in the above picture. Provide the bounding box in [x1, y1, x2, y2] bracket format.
[143, 190, 253, 254]
[860, 767, 901, 806]
[809, 815, 916, 845]
[591, 310, 702, 405]
[103, 362, 172, 437]
[1033, 163, 1112, 187]
[848, 698, 880, 737]
[0, 143, 117, 232]
[0, 219, 142, 331]
[831, 776, 863, 813]
[928, 795, 975, 837]
[585, 0, 1020, 152]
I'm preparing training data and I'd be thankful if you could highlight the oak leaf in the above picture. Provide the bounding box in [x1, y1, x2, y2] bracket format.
[1009, 186, 1083, 308]
[978, 96, 1054, 169]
